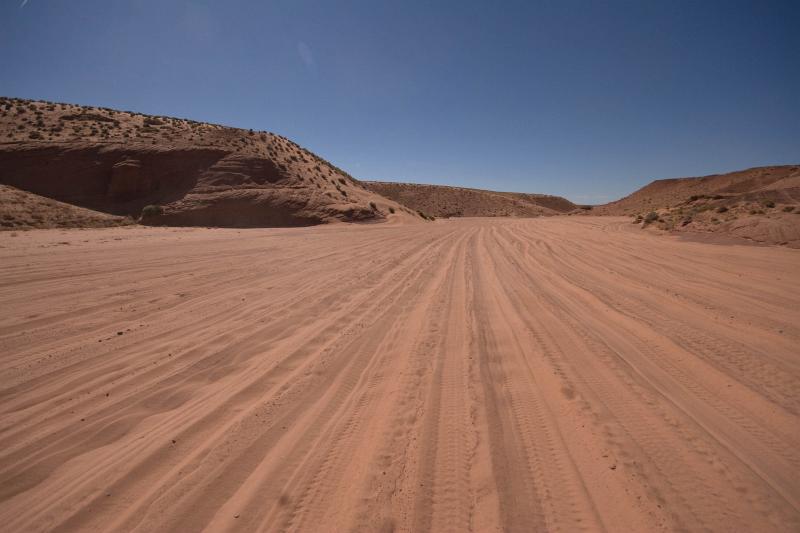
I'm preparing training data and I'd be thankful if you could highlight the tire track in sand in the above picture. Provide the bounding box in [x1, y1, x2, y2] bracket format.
[0, 218, 798, 532]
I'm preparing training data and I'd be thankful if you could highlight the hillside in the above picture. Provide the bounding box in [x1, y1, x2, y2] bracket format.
[596, 165, 800, 215]
[364, 181, 578, 218]
[0, 184, 133, 230]
[596, 165, 800, 247]
[0, 97, 418, 227]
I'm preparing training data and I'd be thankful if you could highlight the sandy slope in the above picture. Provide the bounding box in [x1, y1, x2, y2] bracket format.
[592, 166, 800, 247]
[594, 165, 800, 216]
[0, 184, 133, 230]
[0, 218, 798, 532]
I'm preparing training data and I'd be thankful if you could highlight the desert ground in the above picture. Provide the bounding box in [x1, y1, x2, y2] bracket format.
[0, 217, 798, 532]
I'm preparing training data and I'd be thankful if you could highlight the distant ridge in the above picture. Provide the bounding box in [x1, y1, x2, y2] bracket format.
[364, 181, 578, 218]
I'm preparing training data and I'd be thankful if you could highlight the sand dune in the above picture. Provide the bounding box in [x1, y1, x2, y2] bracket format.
[1, 217, 798, 532]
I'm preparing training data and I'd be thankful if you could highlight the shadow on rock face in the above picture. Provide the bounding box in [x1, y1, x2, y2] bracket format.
[0, 145, 228, 217]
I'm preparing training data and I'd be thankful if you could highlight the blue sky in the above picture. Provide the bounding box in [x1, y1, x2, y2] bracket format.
[1, 1, 798, 203]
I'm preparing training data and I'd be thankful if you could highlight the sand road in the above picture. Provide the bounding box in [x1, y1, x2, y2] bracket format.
[0, 217, 798, 532]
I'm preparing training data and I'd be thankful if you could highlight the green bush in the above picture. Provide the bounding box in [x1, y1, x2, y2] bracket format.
[141, 204, 163, 218]
[643, 211, 659, 224]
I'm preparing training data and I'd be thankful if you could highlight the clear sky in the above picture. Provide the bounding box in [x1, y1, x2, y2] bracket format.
[1, 1, 798, 203]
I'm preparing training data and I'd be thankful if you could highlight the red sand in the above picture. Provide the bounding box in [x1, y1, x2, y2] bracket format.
[1, 217, 798, 531]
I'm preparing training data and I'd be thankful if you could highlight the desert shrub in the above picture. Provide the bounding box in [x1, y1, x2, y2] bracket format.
[389, 206, 395, 214]
[716, 206, 728, 213]
[369, 201, 377, 210]
[28, 131, 43, 139]
[783, 206, 795, 212]
[643, 211, 659, 224]
[141, 204, 163, 217]
[764, 201, 775, 208]
[580, 205, 592, 210]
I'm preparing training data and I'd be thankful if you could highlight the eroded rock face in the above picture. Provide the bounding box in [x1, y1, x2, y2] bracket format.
[200, 155, 285, 188]
[0, 144, 401, 227]
[0, 145, 227, 214]
[108, 159, 150, 200]
[152, 190, 322, 227]
[0, 97, 417, 227]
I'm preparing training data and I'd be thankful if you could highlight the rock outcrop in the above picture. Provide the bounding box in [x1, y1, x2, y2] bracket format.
[0, 97, 416, 227]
